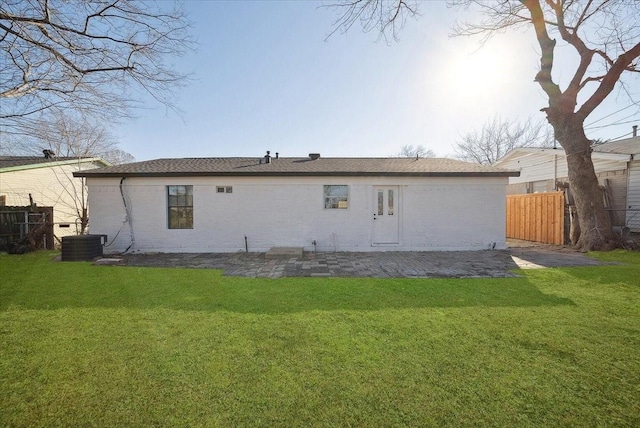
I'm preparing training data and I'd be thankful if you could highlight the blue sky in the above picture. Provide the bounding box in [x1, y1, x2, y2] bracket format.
[118, 1, 639, 161]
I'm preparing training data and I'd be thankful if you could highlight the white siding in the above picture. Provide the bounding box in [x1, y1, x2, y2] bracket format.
[498, 149, 640, 229]
[87, 176, 508, 254]
[498, 150, 628, 185]
[0, 160, 101, 238]
[627, 161, 640, 232]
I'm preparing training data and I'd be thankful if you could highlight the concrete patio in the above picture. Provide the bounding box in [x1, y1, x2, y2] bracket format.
[114, 243, 611, 279]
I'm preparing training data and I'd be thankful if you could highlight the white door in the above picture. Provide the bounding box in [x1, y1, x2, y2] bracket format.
[373, 186, 400, 244]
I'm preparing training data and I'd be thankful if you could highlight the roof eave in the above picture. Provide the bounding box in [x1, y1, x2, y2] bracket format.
[2, 157, 110, 173]
[591, 152, 633, 162]
[75, 171, 520, 178]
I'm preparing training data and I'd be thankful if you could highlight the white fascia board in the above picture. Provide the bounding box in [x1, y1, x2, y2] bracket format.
[0, 158, 110, 173]
[590, 152, 632, 162]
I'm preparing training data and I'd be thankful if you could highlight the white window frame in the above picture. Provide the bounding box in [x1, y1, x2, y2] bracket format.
[323, 185, 349, 209]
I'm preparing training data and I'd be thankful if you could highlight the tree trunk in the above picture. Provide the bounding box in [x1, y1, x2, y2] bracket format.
[569, 205, 580, 246]
[553, 118, 616, 251]
[80, 208, 89, 235]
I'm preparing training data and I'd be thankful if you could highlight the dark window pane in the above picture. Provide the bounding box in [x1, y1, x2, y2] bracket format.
[168, 207, 180, 229]
[167, 185, 193, 229]
[183, 208, 193, 228]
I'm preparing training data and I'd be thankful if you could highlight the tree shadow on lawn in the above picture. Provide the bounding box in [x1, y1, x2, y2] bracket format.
[526, 250, 640, 287]
[193, 276, 576, 314]
[548, 264, 640, 287]
[1, 263, 575, 314]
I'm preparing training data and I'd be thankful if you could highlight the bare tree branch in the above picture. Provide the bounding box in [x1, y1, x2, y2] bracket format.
[453, 115, 554, 165]
[577, 41, 640, 120]
[395, 144, 435, 158]
[323, 0, 418, 42]
[1, 110, 134, 165]
[0, 0, 193, 126]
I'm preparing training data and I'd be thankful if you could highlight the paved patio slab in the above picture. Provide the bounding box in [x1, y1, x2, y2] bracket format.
[116, 246, 612, 279]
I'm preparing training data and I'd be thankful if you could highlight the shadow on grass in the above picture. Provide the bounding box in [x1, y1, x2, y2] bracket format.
[0, 253, 575, 314]
[549, 264, 640, 287]
[524, 250, 640, 287]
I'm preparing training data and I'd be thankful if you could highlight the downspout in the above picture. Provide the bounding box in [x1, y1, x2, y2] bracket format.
[120, 177, 135, 253]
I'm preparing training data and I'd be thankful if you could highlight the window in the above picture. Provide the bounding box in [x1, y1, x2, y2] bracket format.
[324, 185, 348, 209]
[168, 185, 193, 229]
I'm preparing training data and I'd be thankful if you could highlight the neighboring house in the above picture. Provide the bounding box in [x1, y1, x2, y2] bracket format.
[0, 153, 110, 240]
[74, 153, 519, 254]
[493, 136, 640, 231]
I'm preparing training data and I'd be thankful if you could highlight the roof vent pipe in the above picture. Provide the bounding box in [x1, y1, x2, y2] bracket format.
[264, 151, 271, 164]
[309, 153, 320, 160]
[275, 152, 279, 159]
[633, 125, 638, 137]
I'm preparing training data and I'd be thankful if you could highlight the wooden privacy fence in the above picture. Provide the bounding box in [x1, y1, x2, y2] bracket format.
[0, 206, 55, 251]
[506, 192, 565, 245]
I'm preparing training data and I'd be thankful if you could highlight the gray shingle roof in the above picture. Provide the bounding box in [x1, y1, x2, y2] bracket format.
[74, 156, 519, 178]
[592, 137, 640, 156]
[0, 156, 76, 168]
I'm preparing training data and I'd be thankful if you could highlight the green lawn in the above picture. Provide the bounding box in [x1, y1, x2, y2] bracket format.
[1, 251, 639, 427]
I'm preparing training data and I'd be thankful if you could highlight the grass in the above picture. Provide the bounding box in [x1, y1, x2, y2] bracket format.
[1, 251, 639, 427]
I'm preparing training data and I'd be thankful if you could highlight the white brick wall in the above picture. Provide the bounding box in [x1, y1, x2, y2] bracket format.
[87, 176, 508, 253]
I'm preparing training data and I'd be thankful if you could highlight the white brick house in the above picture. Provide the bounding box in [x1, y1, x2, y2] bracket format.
[75, 154, 519, 253]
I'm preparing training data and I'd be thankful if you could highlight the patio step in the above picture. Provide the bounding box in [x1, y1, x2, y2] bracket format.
[265, 247, 303, 259]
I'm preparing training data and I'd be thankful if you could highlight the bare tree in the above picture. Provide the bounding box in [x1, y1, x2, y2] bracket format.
[329, 0, 640, 251]
[101, 149, 135, 166]
[0, 0, 192, 127]
[454, 115, 554, 165]
[1, 111, 135, 234]
[3, 111, 134, 165]
[396, 144, 435, 158]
